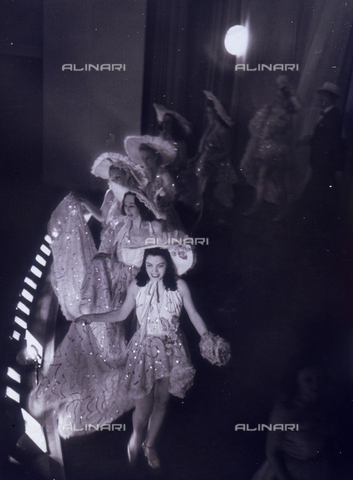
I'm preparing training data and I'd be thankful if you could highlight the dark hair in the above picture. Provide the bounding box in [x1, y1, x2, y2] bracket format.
[121, 191, 155, 222]
[205, 99, 229, 128]
[109, 164, 125, 174]
[136, 247, 177, 290]
[139, 143, 163, 167]
[279, 350, 327, 407]
[162, 114, 186, 141]
[277, 86, 299, 114]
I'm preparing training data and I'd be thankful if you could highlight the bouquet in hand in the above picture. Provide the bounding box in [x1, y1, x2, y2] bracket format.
[199, 332, 231, 366]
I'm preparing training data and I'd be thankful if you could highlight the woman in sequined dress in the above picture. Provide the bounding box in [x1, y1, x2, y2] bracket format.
[79, 247, 209, 469]
[79, 190, 161, 315]
[192, 91, 238, 212]
[28, 199, 193, 438]
[28, 192, 160, 429]
[124, 135, 183, 230]
[80, 152, 155, 255]
[240, 76, 301, 220]
[153, 103, 192, 179]
[48, 154, 152, 321]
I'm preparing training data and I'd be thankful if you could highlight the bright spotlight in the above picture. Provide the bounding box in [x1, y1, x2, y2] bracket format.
[17, 302, 30, 316]
[7, 367, 21, 383]
[44, 234, 53, 244]
[35, 255, 47, 267]
[11, 330, 21, 341]
[30, 266, 42, 278]
[5, 386, 20, 403]
[224, 25, 248, 56]
[14, 316, 27, 329]
[21, 289, 34, 303]
[21, 409, 48, 453]
[40, 244, 51, 256]
[24, 277, 37, 290]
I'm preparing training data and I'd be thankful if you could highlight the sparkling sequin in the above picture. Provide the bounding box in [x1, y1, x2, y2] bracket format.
[124, 282, 195, 399]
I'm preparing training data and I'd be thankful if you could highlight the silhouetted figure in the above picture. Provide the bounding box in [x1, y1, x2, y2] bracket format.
[153, 103, 192, 175]
[301, 82, 344, 231]
[190, 91, 238, 226]
[241, 76, 301, 221]
[251, 353, 335, 480]
[124, 135, 183, 229]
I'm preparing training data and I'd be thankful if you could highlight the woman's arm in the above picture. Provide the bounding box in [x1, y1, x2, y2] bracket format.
[156, 171, 176, 201]
[76, 281, 138, 324]
[265, 404, 293, 480]
[266, 435, 293, 480]
[80, 189, 114, 223]
[79, 198, 104, 222]
[177, 279, 208, 336]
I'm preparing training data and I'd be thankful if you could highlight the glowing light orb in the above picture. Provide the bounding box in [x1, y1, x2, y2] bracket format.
[224, 25, 248, 56]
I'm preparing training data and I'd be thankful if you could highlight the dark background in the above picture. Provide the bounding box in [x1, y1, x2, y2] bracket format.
[1, 1, 353, 479]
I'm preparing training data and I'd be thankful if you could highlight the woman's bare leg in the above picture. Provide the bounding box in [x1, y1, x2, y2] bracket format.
[142, 377, 170, 468]
[145, 377, 170, 447]
[129, 378, 170, 467]
[128, 389, 154, 462]
[244, 165, 267, 215]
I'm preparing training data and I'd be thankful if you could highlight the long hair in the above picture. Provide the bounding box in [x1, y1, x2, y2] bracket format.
[136, 247, 177, 290]
[121, 191, 155, 222]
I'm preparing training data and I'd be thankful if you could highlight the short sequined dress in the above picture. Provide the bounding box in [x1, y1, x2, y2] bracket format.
[124, 280, 195, 399]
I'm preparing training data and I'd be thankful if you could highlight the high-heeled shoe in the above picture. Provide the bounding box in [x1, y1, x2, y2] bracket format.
[142, 442, 160, 469]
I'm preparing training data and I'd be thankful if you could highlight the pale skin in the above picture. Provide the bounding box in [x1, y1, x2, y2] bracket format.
[80, 167, 128, 222]
[86, 194, 163, 263]
[76, 254, 208, 465]
[265, 367, 328, 480]
[139, 148, 176, 203]
[110, 194, 164, 253]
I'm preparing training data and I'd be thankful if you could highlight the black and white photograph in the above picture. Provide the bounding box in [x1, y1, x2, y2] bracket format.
[1, 1, 353, 479]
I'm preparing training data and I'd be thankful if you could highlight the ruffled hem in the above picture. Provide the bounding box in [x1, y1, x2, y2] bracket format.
[124, 332, 195, 399]
[28, 321, 134, 438]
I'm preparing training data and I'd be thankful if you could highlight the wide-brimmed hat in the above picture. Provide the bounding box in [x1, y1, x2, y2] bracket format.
[124, 135, 177, 167]
[203, 90, 233, 127]
[153, 103, 192, 136]
[317, 82, 341, 97]
[91, 152, 148, 187]
[140, 236, 195, 276]
[164, 241, 195, 275]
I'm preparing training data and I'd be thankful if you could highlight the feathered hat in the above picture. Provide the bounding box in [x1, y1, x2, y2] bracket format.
[91, 152, 148, 188]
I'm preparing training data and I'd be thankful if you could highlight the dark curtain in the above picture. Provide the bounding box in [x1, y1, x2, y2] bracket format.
[42, 0, 147, 191]
[142, 0, 241, 152]
[142, 0, 353, 163]
[296, 0, 353, 136]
